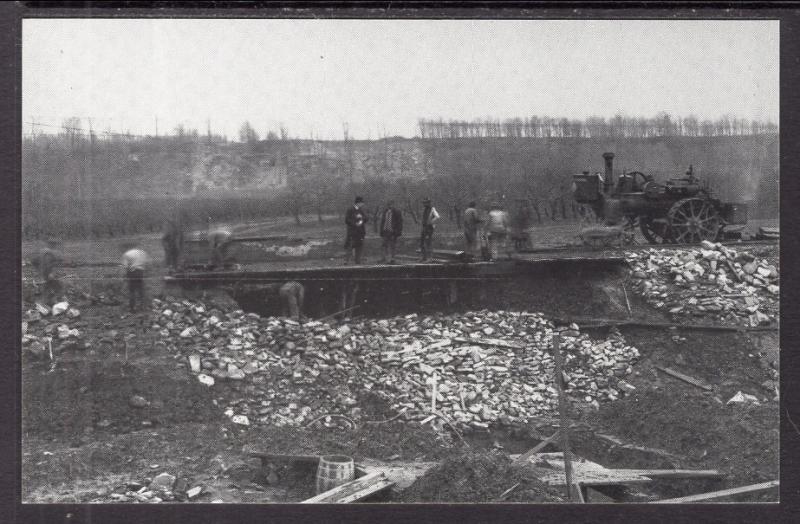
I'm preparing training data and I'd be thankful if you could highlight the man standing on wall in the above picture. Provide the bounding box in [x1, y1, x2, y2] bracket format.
[344, 196, 368, 265]
[208, 226, 234, 270]
[463, 201, 482, 258]
[379, 199, 403, 264]
[486, 202, 511, 261]
[419, 198, 440, 262]
[162, 208, 187, 274]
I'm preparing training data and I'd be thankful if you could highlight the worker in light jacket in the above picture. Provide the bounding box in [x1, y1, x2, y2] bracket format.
[419, 198, 440, 262]
[379, 200, 403, 264]
[486, 202, 511, 261]
[121, 243, 150, 313]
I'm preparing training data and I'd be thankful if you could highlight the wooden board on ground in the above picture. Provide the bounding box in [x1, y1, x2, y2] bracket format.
[652, 480, 779, 503]
[453, 337, 524, 350]
[513, 452, 651, 487]
[357, 459, 438, 490]
[246, 452, 321, 465]
[514, 452, 723, 487]
[301, 471, 394, 503]
[655, 366, 713, 391]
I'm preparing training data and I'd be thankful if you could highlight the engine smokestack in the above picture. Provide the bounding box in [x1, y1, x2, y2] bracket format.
[602, 152, 615, 192]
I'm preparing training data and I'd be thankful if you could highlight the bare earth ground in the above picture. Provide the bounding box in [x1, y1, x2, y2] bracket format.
[20, 215, 780, 503]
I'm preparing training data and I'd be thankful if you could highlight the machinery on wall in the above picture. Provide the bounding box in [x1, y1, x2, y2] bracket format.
[572, 152, 748, 244]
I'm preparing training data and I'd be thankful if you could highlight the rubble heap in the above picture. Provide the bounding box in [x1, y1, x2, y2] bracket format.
[626, 241, 779, 326]
[21, 301, 86, 359]
[150, 299, 640, 431]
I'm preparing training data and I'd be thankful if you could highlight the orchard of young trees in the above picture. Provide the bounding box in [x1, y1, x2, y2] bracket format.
[22, 113, 779, 240]
[417, 113, 778, 139]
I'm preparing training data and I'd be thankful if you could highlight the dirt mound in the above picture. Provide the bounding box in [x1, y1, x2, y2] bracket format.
[399, 451, 564, 503]
[22, 357, 222, 439]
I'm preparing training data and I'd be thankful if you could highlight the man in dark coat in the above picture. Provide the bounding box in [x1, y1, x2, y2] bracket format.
[31, 240, 64, 305]
[379, 199, 403, 264]
[344, 196, 368, 265]
[161, 208, 187, 273]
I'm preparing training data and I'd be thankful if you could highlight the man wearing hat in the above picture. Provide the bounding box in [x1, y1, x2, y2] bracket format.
[344, 196, 368, 265]
[419, 198, 440, 262]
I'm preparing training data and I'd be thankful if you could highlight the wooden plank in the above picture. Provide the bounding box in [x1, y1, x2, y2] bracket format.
[655, 366, 713, 391]
[652, 480, 779, 503]
[521, 453, 653, 487]
[537, 471, 652, 487]
[514, 430, 561, 464]
[453, 337, 523, 350]
[552, 317, 778, 333]
[246, 452, 320, 464]
[552, 334, 575, 501]
[621, 469, 724, 480]
[335, 479, 394, 504]
[301, 471, 391, 504]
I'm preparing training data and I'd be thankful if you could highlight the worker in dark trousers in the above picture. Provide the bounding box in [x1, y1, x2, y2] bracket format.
[419, 198, 440, 262]
[121, 243, 150, 313]
[32, 240, 64, 305]
[379, 199, 403, 264]
[264, 281, 305, 321]
[463, 201, 482, 258]
[162, 209, 187, 273]
[344, 196, 368, 265]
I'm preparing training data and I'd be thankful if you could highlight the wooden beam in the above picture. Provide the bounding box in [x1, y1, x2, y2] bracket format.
[246, 452, 320, 464]
[655, 366, 713, 391]
[623, 469, 724, 480]
[652, 480, 779, 503]
[301, 471, 394, 504]
[552, 317, 778, 333]
[552, 334, 575, 501]
[514, 430, 561, 464]
[453, 337, 524, 350]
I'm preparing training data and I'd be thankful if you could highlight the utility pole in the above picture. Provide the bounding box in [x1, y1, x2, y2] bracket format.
[552, 333, 576, 501]
[155, 116, 159, 138]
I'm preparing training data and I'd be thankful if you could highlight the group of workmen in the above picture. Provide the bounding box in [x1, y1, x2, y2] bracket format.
[30, 226, 304, 320]
[343, 196, 518, 265]
[30, 197, 527, 321]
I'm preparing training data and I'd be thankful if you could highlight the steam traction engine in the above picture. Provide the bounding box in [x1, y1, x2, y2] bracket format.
[572, 152, 748, 244]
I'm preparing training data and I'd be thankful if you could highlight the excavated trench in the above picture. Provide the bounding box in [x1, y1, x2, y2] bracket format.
[225, 262, 710, 502]
[228, 261, 637, 322]
[164, 261, 774, 502]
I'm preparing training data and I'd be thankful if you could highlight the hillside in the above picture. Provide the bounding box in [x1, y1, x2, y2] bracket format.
[22, 133, 778, 239]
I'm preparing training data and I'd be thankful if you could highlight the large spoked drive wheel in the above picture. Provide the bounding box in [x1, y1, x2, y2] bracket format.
[667, 198, 722, 244]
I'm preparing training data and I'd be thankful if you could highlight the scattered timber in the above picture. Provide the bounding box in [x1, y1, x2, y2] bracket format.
[655, 366, 713, 391]
[301, 471, 394, 503]
[453, 337, 524, 350]
[555, 317, 779, 333]
[514, 430, 562, 464]
[652, 480, 779, 503]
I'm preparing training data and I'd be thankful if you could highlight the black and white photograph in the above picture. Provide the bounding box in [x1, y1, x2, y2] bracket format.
[19, 13, 780, 507]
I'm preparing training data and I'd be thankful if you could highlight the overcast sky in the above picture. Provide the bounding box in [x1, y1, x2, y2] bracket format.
[23, 18, 779, 140]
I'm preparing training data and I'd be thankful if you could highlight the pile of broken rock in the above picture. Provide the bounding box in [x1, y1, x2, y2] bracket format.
[151, 299, 641, 431]
[21, 301, 86, 359]
[627, 241, 779, 326]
